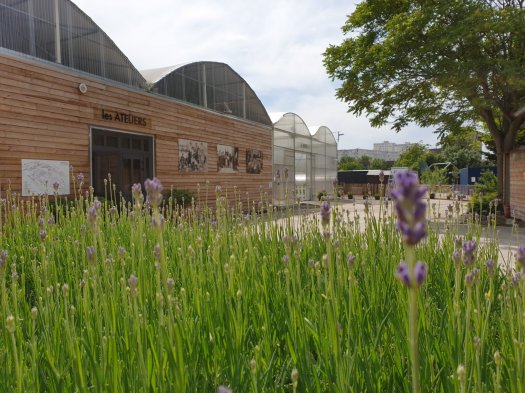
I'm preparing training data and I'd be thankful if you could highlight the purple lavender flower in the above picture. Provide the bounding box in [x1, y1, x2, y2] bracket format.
[39, 229, 47, 241]
[128, 274, 138, 289]
[414, 262, 428, 287]
[109, 206, 117, 217]
[396, 262, 412, 287]
[86, 246, 95, 262]
[0, 250, 7, 269]
[132, 183, 143, 203]
[486, 259, 496, 275]
[462, 240, 477, 266]
[154, 244, 161, 260]
[282, 255, 289, 265]
[465, 269, 479, 286]
[347, 253, 356, 268]
[390, 171, 427, 245]
[77, 173, 85, 185]
[396, 261, 428, 288]
[118, 246, 126, 257]
[53, 181, 60, 192]
[452, 250, 462, 265]
[516, 245, 525, 269]
[151, 215, 164, 229]
[379, 170, 385, 183]
[218, 386, 232, 393]
[88, 206, 97, 227]
[166, 277, 175, 291]
[144, 178, 163, 208]
[511, 272, 523, 286]
[320, 201, 331, 228]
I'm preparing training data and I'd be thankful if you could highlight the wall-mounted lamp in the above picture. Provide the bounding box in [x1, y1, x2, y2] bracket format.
[78, 83, 88, 94]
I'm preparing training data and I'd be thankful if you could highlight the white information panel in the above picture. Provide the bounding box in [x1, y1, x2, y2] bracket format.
[22, 159, 70, 196]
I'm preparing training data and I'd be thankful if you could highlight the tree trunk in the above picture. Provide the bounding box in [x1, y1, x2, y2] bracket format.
[496, 148, 513, 207]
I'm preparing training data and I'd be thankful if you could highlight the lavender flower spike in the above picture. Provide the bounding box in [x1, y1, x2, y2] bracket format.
[390, 171, 427, 245]
[516, 245, 525, 269]
[0, 250, 7, 269]
[462, 240, 477, 266]
[414, 262, 428, 287]
[320, 200, 331, 228]
[144, 178, 164, 208]
[396, 262, 411, 287]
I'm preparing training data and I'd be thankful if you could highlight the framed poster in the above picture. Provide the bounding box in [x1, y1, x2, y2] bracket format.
[179, 139, 208, 172]
[22, 159, 70, 196]
[217, 144, 239, 173]
[246, 149, 263, 174]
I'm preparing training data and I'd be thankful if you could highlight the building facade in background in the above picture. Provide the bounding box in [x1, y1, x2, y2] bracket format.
[338, 141, 412, 162]
[0, 0, 336, 205]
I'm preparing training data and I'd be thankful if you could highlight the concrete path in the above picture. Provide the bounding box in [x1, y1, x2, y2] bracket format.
[281, 197, 524, 269]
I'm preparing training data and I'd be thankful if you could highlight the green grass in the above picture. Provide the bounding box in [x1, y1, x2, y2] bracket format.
[0, 182, 523, 392]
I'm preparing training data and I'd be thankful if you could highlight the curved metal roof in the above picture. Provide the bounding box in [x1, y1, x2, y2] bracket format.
[313, 126, 337, 145]
[273, 112, 311, 136]
[142, 61, 272, 126]
[0, 0, 145, 87]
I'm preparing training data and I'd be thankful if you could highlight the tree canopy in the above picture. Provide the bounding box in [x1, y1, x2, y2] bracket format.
[324, 0, 525, 203]
[338, 155, 390, 170]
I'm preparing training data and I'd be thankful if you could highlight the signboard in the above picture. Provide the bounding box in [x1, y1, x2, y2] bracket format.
[98, 108, 149, 128]
[21, 159, 70, 196]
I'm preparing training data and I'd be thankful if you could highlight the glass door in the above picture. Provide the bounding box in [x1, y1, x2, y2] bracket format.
[91, 129, 153, 201]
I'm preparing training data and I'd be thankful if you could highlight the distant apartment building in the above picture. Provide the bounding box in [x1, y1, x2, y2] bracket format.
[339, 141, 412, 162]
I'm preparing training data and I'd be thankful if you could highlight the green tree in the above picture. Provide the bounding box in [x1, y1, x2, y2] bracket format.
[369, 158, 390, 170]
[395, 143, 429, 172]
[338, 156, 365, 170]
[324, 0, 525, 205]
[358, 155, 372, 169]
[438, 126, 485, 168]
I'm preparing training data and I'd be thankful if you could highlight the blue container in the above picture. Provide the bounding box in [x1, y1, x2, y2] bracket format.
[459, 167, 497, 185]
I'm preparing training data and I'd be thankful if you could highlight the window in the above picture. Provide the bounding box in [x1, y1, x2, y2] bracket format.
[91, 128, 153, 200]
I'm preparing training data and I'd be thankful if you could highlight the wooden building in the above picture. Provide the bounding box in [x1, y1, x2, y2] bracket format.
[0, 0, 272, 205]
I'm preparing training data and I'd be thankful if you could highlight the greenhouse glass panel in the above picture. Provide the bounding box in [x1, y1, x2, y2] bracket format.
[142, 62, 271, 126]
[0, 0, 145, 87]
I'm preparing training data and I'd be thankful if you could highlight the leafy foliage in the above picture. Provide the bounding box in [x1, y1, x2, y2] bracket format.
[470, 170, 500, 213]
[324, 0, 525, 201]
[338, 155, 390, 170]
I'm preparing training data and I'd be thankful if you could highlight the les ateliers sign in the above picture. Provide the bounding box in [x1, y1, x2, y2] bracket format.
[99, 109, 149, 127]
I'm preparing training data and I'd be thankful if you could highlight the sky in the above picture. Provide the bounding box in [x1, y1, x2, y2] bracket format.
[73, 0, 439, 150]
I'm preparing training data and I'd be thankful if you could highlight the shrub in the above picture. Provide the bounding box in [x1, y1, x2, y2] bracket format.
[162, 188, 194, 206]
[469, 170, 500, 214]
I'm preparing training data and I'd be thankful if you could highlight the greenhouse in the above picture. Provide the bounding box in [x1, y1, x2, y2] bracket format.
[141, 62, 272, 126]
[272, 113, 337, 205]
[0, 0, 146, 88]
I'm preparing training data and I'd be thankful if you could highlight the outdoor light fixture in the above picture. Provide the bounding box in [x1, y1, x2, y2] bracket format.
[78, 83, 88, 94]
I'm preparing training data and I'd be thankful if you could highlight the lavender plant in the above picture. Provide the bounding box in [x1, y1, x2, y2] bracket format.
[0, 174, 516, 392]
[391, 170, 428, 393]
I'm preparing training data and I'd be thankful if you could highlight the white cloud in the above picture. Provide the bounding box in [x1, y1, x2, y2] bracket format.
[72, 0, 438, 149]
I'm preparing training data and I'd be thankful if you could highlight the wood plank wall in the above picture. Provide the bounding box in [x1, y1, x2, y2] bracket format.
[0, 53, 273, 206]
[510, 149, 525, 221]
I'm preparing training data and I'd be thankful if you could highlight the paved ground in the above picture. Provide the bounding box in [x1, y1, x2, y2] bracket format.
[282, 197, 524, 269]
